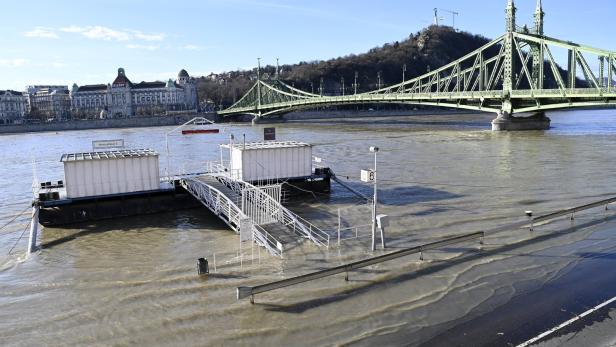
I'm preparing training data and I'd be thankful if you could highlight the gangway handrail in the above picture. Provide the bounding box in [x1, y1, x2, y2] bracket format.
[253, 224, 283, 257]
[180, 177, 284, 257]
[208, 168, 332, 248]
[181, 177, 242, 232]
[237, 195, 616, 302]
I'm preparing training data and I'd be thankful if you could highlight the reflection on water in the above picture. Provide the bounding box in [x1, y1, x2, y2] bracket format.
[1, 109, 616, 346]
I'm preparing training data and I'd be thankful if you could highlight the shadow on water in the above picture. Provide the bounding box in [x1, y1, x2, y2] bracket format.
[39, 209, 229, 250]
[576, 252, 616, 260]
[329, 180, 463, 206]
[260, 214, 616, 314]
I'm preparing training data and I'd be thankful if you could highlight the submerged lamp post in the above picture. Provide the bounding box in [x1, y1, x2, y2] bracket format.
[370, 146, 378, 251]
[361, 147, 380, 251]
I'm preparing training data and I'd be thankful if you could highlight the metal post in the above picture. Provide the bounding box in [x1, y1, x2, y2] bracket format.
[27, 205, 39, 256]
[257, 58, 262, 113]
[599, 57, 605, 88]
[377, 71, 382, 90]
[354, 72, 358, 95]
[341, 77, 345, 96]
[402, 64, 407, 92]
[609, 55, 613, 93]
[165, 133, 170, 178]
[568, 49, 577, 89]
[337, 208, 341, 246]
[319, 77, 324, 96]
[370, 147, 379, 252]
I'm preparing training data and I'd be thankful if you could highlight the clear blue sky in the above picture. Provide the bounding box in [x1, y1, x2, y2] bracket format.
[0, 0, 613, 90]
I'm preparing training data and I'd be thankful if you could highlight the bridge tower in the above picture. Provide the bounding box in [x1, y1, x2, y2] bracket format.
[531, 0, 545, 89]
[502, 0, 517, 114]
[493, 0, 551, 130]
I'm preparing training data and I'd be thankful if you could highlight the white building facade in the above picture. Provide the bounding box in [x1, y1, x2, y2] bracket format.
[71, 68, 199, 119]
[0, 90, 28, 124]
[26, 85, 71, 121]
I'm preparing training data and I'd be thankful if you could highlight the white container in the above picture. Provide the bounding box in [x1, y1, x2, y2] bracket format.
[223, 141, 312, 182]
[61, 149, 160, 198]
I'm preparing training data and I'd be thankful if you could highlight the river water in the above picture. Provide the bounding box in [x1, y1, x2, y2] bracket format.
[2, 110, 616, 346]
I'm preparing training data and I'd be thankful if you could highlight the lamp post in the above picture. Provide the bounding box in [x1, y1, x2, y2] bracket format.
[341, 77, 345, 96]
[402, 64, 407, 92]
[370, 146, 379, 251]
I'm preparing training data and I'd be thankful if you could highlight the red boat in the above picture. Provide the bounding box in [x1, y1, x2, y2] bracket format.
[181, 129, 220, 135]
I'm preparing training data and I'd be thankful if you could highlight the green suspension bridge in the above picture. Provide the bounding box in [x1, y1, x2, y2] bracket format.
[219, 0, 616, 130]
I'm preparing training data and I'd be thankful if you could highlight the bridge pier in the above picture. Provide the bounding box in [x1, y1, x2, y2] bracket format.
[491, 111, 551, 131]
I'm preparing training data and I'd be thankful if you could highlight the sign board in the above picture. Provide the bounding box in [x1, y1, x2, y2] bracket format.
[264, 127, 276, 141]
[92, 139, 125, 151]
[239, 218, 253, 242]
[361, 169, 375, 182]
[376, 214, 389, 229]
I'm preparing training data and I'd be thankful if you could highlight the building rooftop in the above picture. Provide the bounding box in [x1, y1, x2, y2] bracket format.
[0, 90, 25, 96]
[77, 84, 108, 92]
[221, 141, 311, 151]
[61, 148, 159, 162]
[133, 81, 166, 89]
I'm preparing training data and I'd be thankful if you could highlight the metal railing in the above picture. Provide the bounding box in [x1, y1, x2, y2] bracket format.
[180, 178, 283, 257]
[181, 178, 242, 232]
[253, 224, 283, 257]
[213, 171, 332, 248]
[237, 195, 616, 303]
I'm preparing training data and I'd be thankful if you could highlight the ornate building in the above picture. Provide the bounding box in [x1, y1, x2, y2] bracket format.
[71, 68, 199, 119]
[26, 86, 71, 121]
[0, 90, 28, 124]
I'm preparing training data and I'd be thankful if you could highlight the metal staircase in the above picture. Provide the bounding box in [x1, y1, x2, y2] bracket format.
[180, 177, 283, 257]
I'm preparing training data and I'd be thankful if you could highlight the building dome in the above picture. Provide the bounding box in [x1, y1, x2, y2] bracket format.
[166, 79, 175, 88]
[178, 69, 189, 78]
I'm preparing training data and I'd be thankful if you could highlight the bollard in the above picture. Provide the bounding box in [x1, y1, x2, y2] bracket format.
[197, 257, 209, 276]
[525, 211, 533, 231]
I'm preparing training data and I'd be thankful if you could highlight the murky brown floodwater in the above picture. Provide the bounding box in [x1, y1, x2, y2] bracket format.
[2, 110, 616, 346]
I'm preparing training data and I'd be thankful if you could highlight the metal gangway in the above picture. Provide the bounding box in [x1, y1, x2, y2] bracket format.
[179, 163, 331, 257]
[180, 177, 284, 257]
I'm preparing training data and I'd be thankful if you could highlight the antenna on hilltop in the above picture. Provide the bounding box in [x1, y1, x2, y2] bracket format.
[438, 8, 460, 30]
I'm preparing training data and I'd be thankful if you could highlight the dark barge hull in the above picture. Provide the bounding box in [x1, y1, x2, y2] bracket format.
[38, 186, 201, 227]
[37, 171, 332, 227]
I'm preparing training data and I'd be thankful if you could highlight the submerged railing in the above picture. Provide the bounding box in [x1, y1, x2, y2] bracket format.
[237, 195, 616, 303]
